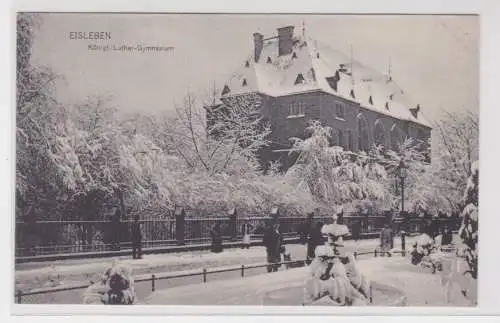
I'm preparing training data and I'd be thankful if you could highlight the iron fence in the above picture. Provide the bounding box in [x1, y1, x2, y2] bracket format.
[15, 212, 460, 258]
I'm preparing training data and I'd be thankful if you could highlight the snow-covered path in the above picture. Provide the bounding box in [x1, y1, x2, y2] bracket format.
[145, 256, 474, 306]
[16, 236, 419, 290]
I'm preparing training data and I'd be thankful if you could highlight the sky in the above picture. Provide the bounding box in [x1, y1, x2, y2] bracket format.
[30, 13, 479, 123]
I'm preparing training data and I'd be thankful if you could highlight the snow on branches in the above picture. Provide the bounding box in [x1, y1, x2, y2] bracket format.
[288, 121, 391, 210]
[458, 160, 478, 279]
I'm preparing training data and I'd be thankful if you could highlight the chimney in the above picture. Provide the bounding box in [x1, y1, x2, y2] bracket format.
[253, 32, 263, 62]
[277, 26, 295, 56]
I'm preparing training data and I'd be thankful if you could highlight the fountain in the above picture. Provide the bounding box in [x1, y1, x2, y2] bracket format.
[264, 214, 407, 306]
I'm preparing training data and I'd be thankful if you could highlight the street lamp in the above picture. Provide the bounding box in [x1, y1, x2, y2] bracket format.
[397, 160, 408, 215]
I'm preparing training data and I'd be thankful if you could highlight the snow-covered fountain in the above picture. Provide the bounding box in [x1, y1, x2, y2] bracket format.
[264, 214, 407, 306]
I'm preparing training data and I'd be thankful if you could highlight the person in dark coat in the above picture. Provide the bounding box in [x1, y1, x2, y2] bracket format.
[263, 223, 283, 272]
[441, 224, 453, 245]
[306, 221, 324, 265]
[351, 219, 362, 243]
[131, 214, 142, 259]
[379, 223, 394, 256]
[210, 223, 223, 253]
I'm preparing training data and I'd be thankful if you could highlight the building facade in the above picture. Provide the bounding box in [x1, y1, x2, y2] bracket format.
[209, 25, 432, 170]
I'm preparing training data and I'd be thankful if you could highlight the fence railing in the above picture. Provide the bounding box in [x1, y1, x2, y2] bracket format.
[15, 212, 461, 258]
[15, 245, 410, 304]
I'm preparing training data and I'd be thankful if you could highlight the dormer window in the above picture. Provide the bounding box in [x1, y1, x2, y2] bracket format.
[389, 93, 394, 100]
[292, 52, 297, 59]
[245, 60, 250, 68]
[242, 78, 247, 86]
[294, 73, 305, 85]
[410, 104, 421, 118]
[385, 101, 390, 110]
[267, 56, 272, 64]
[350, 89, 356, 99]
[326, 77, 338, 92]
[369, 96, 373, 105]
[316, 52, 320, 59]
[221, 85, 231, 96]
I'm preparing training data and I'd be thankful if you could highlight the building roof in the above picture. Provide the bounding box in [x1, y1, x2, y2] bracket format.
[222, 28, 432, 128]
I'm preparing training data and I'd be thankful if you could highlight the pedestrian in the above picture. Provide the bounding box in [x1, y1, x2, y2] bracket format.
[210, 223, 223, 253]
[379, 223, 394, 257]
[350, 219, 361, 243]
[306, 221, 323, 265]
[131, 214, 142, 259]
[441, 224, 453, 246]
[263, 222, 283, 272]
[241, 217, 253, 249]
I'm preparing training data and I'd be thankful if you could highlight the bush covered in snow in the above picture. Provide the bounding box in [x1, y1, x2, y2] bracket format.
[458, 160, 478, 279]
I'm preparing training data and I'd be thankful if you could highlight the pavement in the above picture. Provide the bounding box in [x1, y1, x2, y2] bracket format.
[15, 236, 422, 293]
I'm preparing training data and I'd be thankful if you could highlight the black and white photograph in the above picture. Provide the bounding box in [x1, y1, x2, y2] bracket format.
[13, 12, 479, 308]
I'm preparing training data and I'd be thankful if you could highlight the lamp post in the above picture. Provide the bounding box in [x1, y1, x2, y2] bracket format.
[397, 160, 407, 215]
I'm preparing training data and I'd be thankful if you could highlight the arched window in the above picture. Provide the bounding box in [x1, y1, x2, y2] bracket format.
[373, 119, 386, 148]
[328, 129, 339, 147]
[357, 114, 370, 151]
[390, 124, 404, 152]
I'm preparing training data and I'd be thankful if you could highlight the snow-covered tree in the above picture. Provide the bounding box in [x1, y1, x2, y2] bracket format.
[157, 91, 271, 176]
[430, 110, 479, 214]
[458, 160, 478, 279]
[287, 121, 391, 212]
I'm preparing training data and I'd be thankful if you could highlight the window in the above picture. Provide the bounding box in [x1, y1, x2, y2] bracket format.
[292, 52, 298, 59]
[338, 130, 344, 148]
[221, 85, 231, 96]
[294, 73, 305, 85]
[267, 56, 272, 64]
[346, 130, 354, 151]
[358, 114, 369, 151]
[245, 60, 250, 68]
[373, 120, 386, 148]
[288, 102, 305, 116]
[242, 78, 247, 86]
[336, 103, 345, 119]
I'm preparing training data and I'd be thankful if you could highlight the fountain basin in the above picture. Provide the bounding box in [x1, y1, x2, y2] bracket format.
[262, 281, 407, 306]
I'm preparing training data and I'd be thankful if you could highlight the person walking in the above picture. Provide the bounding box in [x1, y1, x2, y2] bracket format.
[351, 219, 362, 243]
[131, 214, 142, 259]
[306, 221, 324, 265]
[241, 218, 253, 249]
[210, 223, 223, 253]
[263, 223, 283, 272]
[379, 223, 394, 256]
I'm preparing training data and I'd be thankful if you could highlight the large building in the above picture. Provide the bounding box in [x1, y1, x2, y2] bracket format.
[209, 25, 432, 170]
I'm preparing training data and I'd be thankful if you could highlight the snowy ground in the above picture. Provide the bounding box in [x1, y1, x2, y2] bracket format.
[145, 256, 475, 307]
[15, 236, 419, 292]
[16, 235, 471, 305]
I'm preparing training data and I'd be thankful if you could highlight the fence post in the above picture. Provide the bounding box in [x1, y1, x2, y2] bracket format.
[270, 207, 280, 226]
[241, 264, 245, 277]
[229, 208, 237, 242]
[16, 290, 22, 304]
[151, 274, 156, 292]
[369, 284, 373, 304]
[202, 268, 207, 283]
[401, 231, 406, 256]
[175, 207, 185, 246]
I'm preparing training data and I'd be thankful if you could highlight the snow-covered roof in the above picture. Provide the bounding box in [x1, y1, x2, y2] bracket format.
[222, 28, 432, 128]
